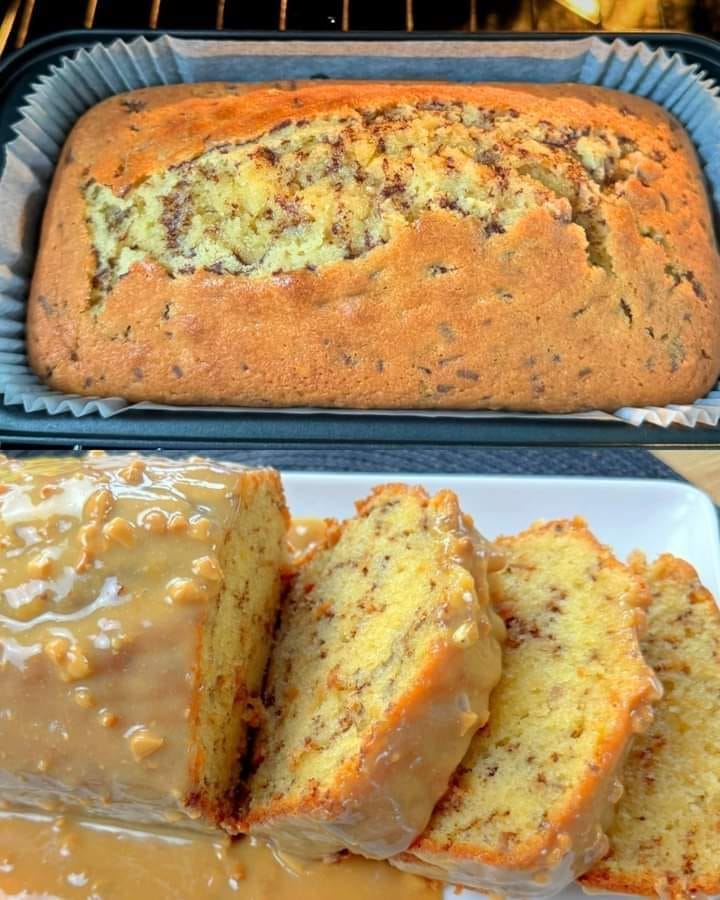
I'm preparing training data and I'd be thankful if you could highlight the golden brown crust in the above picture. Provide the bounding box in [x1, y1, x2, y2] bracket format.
[354, 482, 431, 516]
[28, 81, 720, 412]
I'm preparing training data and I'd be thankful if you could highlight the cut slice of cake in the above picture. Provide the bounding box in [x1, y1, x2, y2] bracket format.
[393, 518, 661, 897]
[581, 554, 720, 899]
[0, 452, 288, 828]
[241, 483, 505, 859]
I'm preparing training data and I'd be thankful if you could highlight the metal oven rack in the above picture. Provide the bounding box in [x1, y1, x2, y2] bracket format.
[1, 0, 488, 53]
[2, 0, 717, 56]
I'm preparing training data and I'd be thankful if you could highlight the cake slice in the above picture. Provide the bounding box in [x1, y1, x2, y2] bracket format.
[0, 452, 288, 828]
[241, 483, 504, 859]
[581, 554, 720, 899]
[393, 518, 661, 896]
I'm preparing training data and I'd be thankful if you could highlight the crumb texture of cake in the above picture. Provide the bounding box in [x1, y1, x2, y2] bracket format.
[581, 554, 720, 900]
[392, 518, 661, 897]
[27, 81, 720, 412]
[0, 452, 288, 827]
[241, 483, 504, 859]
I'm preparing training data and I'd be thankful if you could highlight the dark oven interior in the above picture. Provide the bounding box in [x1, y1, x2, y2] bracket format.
[0, 0, 719, 59]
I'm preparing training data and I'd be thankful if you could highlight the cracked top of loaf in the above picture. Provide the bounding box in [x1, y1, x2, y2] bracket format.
[27, 81, 720, 412]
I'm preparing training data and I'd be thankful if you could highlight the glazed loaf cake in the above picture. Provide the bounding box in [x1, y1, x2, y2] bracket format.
[0, 452, 288, 827]
[27, 81, 720, 413]
[241, 484, 504, 859]
[392, 519, 661, 896]
[582, 554, 720, 899]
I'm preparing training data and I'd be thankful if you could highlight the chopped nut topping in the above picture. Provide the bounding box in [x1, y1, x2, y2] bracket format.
[78, 523, 100, 550]
[43, 636, 70, 664]
[118, 460, 145, 484]
[28, 553, 54, 579]
[98, 710, 119, 728]
[128, 729, 165, 762]
[110, 633, 131, 653]
[192, 556, 222, 581]
[44, 638, 92, 682]
[86, 488, 113, 522]
[165, 577, 209, 606]
[167, 513, 189, 535]
[632, 607, 647, 632]
[64, 648, 92, 682]
[73, 687, 96, 709]
[140, 509, 166, 534]
[630, 703, 655, 734]
[103, 517, 136, 548]
[75, 549, 93, 574]
[189, 517, 212, 541]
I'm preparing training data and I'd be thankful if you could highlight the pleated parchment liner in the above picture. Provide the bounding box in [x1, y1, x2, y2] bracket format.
[1, 35, 719, 426]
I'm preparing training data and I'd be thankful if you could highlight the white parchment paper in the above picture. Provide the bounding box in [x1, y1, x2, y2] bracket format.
[1, 35, 719, 426]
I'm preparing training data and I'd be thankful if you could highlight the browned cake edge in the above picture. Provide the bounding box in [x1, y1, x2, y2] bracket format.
[185, 467, 290, 825]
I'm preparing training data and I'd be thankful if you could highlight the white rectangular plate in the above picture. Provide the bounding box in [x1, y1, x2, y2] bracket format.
[281, 472, 720, 899]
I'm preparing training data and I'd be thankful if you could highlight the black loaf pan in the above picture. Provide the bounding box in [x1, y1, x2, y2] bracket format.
[1, 29, 720, 450]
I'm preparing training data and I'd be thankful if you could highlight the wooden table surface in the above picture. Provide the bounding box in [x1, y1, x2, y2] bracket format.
[653, 451, 720, 503]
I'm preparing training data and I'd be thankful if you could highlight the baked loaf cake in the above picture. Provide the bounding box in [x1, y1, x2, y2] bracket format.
[0, 452, 288, 827]
[27, 81, 720, 413]
[240, 484, 504, 859]
[393, 518, 661, 896]
[582, 554, 720, 899]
